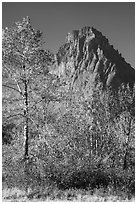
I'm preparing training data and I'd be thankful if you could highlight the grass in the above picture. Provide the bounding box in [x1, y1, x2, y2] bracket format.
[2, 185, 135, 202]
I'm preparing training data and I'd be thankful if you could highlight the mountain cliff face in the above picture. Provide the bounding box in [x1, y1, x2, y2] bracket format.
[52, 27, 134, 90]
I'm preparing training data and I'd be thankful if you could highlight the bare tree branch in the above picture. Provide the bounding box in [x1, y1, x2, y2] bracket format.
[3, 64, 24, 96]
[14, 77, 24, 97]
[3, 113, 25, 120]
[2, 84, 22, 94]
[29, 99, 44, 111]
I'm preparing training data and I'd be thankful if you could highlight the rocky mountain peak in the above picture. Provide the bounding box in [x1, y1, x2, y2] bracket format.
[53, 26, 134, 89]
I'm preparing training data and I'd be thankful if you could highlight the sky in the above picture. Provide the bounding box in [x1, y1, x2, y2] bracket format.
[2, 2, 135, 68]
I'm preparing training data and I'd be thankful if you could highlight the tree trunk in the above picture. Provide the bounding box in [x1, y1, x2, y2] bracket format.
[90, 124, 96, 156]
[92, 133, 97, 156]
[123, 149, 128, 170]
[123, 137, 130, 170]
[123, 118, 132, 170]
[24, 80, 29, 160]
[86, 127, 92, 167]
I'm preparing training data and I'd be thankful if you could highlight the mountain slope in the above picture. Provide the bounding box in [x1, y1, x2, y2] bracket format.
[52, 27, 134, 89]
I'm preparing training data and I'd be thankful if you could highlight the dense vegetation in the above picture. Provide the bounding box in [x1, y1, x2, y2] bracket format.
[2, 17, 135, 201]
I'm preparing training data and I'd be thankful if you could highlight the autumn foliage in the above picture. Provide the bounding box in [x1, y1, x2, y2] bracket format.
[2, 17, 135, 200]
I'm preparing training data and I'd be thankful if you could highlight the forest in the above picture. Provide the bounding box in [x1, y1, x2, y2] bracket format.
[2, 17, 135, 201]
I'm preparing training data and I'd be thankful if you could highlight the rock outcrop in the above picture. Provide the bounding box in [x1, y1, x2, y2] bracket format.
[52, 27, 134, 90]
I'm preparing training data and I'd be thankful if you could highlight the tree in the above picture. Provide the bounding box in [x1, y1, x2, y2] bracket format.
[2, 17, 51, 159]
[114, 84, 135, 170]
